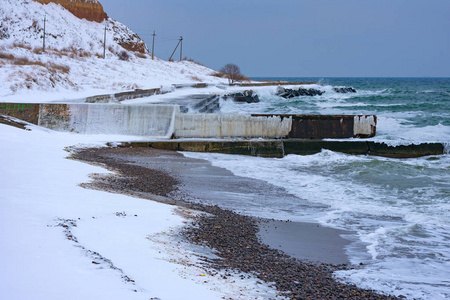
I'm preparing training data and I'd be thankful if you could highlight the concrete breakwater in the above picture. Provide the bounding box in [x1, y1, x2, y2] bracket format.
[0, 103, 375, 139]
[112, 140, 446, 158]
[85, 83, 212, 103]
[85, 87, 162, 103]
[1, 103, 445, 157]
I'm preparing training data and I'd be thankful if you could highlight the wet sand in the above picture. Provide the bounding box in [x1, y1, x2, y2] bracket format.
[258, 220, 350, 265]
[74, 146, 397, 299]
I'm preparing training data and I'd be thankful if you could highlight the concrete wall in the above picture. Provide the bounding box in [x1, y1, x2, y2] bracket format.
[1, 103, 376, 139]
[0, 103, 40, 125]
[174, 114, 292, 138]
[2, 103, 445, 157]
[38, 104, 179, 137]
[252, 114, 377, 139]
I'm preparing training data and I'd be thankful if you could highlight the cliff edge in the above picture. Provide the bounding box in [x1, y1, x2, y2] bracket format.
[33, 0, 108, 23]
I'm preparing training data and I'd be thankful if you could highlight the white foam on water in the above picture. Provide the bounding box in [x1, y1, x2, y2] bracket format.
[218, 96, 272, 115]
[373, 117, 450, 145]
[445, 142, 450, 154]
[181, 151, 450, 299]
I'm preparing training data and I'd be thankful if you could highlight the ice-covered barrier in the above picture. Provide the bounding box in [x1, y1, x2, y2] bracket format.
[37, 104, 179, 137]
[175, 114, 292, 138]
[0, 103, 377, 139]
[354, 115, 377, 137]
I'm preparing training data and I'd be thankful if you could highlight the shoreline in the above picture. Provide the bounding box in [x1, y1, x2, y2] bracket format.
[74, 145, 398, 299]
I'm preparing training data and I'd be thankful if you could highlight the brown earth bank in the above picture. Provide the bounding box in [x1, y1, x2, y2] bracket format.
[33, 0, 108, 22]
[73, 146, 401, 300]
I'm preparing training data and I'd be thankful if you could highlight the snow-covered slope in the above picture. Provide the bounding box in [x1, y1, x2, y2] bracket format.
[0, 0, 224, 102]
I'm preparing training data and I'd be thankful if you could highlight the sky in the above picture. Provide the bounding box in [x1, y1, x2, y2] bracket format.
[100, 0, 450, 77]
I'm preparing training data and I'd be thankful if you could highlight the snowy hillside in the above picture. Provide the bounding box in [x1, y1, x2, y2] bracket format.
[0, 0, 224, 102]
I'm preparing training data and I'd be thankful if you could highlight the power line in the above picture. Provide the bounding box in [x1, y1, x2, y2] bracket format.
[137, 33, 179, 40]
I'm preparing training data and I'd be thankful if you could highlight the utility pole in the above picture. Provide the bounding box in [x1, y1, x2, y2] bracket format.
[43, 15, 46, 52]
[169, 36, 183, 61]
[103, 24, 107, 59]
[179, 36, 183, 61]
[152, 31, 156, 60]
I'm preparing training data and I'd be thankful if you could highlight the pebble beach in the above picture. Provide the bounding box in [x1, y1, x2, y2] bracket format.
[74, 146, 400, 299]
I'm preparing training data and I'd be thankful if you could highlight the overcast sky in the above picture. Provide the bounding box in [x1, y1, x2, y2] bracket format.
[101, 0, 450, 77]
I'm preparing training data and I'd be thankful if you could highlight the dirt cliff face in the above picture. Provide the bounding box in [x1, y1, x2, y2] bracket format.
[33, 0, 108, 23]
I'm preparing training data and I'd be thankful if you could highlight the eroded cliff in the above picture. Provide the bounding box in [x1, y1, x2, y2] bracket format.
[33, 0, 108, 23]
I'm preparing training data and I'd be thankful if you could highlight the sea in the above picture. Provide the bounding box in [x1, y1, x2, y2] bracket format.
[183, 77, 450, 299]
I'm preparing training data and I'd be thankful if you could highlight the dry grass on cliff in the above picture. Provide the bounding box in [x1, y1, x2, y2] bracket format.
[9, 56, 70, 74]
[3, 42, 96, 59]
[183, 57, 205, 67]
[58, 47, 93, 59]
[12, 42, 32, 51]
[190, 75, 202, 82]
[135, 52, 149, 59]
[0, 51, 15, 60]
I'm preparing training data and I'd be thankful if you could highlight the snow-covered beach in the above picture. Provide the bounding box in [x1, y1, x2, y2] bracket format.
[0, 122, 294, 300]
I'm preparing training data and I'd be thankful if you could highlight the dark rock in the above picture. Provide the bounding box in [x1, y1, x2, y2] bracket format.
[276, 86, 324, 98]
[226, 90, 260, 103]
[333, 86, 357, 93]
[190, 90, 259, 113]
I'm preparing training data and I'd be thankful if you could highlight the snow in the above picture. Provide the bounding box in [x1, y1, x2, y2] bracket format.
[0, 0, 227, 103]
[0, 123, 283, 300]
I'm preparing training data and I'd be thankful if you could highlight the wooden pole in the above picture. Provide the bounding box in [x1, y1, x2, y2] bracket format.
[179, 36, 183, 61]
[43, 15, 46, 52]
[169, 37, 182, 61]
[103, 25, 106, 59]
[152, 31, 156, 60]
